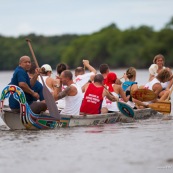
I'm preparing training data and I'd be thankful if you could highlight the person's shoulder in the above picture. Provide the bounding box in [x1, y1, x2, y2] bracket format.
[14, 66, 26, 75]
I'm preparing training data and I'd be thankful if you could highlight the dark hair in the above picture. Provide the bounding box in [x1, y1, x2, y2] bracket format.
[28, 62, 36, 74]
[99, 64, 109, 74]
[94, 74, 104, 83]
[56, 63, 68, 75]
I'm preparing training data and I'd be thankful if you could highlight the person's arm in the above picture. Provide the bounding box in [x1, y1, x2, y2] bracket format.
[118, 86, 129, 102]
[166, 77, 173, 90]
[55, 85, 77, 100]
[103, 89, 118, 102]
[152, 83, 162, 98]
[30, 68, 40, 87]
[83, 60, 97, 74]
[19, 82, 39, 100]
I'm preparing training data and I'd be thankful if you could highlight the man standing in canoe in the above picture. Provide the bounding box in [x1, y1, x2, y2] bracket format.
[9, 55, 47, 114]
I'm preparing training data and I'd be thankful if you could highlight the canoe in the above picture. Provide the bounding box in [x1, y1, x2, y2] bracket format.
[0, 85, 161, 130]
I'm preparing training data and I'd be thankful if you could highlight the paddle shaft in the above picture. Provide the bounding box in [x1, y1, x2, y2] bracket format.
[166, 86, 173, 101]
[25, 39, 45, 84]
[26, 38, 60, 119]
[148, 101, 171, 114]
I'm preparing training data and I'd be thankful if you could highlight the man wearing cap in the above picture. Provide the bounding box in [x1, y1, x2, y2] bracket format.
[38, 64, 59, 99]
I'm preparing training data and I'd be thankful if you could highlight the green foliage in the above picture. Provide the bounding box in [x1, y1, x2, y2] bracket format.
[0, 17, 173, 71]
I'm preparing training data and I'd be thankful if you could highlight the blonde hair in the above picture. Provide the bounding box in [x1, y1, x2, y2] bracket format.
[126, 67, 136, 80]
[157, 68, 171, 82]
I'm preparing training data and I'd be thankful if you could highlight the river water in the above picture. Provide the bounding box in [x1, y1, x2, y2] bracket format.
[0, 70, 173, 173]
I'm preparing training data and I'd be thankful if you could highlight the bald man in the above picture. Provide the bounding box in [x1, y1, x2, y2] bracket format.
[9, 55, 47, 114]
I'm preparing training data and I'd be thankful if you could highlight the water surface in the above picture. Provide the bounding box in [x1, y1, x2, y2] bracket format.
[0, 70, 173, 173]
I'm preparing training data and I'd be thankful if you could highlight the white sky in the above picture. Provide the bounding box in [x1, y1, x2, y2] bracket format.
[0, 0, 173, 37]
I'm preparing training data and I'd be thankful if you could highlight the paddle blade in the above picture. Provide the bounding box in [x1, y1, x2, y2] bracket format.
[117, 101, 134, 118]
[43, 86, 60, 120]
[131, 89, 156, 102]
[148, 101, 171, 114]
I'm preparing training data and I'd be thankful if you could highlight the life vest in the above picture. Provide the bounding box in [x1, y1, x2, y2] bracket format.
[122, 81, 137, 101]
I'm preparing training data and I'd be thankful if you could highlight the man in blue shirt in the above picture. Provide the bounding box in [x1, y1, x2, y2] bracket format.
[28, 62, 45, 102]
[9, 56, 47, 114]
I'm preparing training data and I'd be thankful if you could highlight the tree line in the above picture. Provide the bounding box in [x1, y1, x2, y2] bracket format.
[0, 17, 173, 71]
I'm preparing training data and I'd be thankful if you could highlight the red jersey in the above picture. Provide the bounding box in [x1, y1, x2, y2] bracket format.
[80, 83, 104, 114]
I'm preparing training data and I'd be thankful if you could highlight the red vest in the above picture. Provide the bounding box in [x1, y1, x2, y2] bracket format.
[80, 83, 104, 114]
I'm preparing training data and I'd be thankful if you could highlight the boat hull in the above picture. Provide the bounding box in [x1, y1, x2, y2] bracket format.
[0, 108, 119, 130]
[0, 85, 162, 130]
[0, 107, 160, 130]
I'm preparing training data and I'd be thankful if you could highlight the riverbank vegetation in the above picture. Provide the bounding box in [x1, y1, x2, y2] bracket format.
[0, 17, 173, 70]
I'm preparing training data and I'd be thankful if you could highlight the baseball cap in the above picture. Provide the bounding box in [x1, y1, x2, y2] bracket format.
[41, 64, 52, 72]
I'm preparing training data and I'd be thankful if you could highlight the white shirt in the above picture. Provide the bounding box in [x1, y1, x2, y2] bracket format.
[74, 72, 95, 87]
[38, 76, 53, 92]
[145, 78, 160, 90]
[102, 92, 119, 112]
[61, 83, 83, 115]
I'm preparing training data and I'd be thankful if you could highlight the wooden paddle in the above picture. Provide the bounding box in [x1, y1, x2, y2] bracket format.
[26, 38, 60, 120]
[147, 101, 171, 114]
[131, 88, 156, 102]
[148, 86, 172, 114]
[165, 86, 173, 101]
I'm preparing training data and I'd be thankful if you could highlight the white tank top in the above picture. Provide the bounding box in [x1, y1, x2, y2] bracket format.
[145, 78, 160, 90]
[38, 76, 53, 92]
[102, 92, 119, 112]
[61, 83, 83, 115]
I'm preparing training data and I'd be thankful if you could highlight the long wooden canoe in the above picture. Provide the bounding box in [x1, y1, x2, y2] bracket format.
[0, 85, 162, 130]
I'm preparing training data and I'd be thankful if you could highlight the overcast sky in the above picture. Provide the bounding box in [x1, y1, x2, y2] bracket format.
[0, 0, 173, 37]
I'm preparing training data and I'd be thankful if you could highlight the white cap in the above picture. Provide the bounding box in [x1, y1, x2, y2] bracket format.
[41, 64, 52, 72]
[149, 64, 158, 75]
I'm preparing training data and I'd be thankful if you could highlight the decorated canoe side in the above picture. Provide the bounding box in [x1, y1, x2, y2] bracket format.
[0, 108, 120, 130]
[0, 85, 162, 130]
[0, 85, 120, 130]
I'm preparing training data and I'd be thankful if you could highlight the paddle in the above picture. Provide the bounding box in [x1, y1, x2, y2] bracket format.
[147, 86, 173, 114]
[117, 101, 135, 118]
[148, 86, 172, 114]
[26, 38, 60, 120]
[131, 98, 171, 114]
[147, 101, 171, 114]
[131, 88, 156, 102]
[103, 85, 134, 117]
[166, 86, 173, 101]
